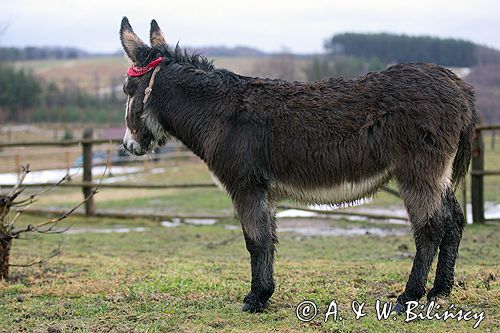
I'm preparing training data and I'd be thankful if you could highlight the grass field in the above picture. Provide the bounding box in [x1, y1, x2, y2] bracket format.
[0, 123, 499, 332]
[1, 150, 499, 332]
[0, 215, 498, 333]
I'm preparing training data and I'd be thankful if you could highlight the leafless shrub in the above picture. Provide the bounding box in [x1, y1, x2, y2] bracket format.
[0, 165, 104, 280]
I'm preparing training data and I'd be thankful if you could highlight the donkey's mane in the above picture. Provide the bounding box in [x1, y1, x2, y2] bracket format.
[136, 44, 216, 72]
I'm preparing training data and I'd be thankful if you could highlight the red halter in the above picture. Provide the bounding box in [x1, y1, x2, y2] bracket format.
[127, 57, 164, 77]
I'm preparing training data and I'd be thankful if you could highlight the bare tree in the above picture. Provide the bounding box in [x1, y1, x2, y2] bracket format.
[0, 165, 103, 280]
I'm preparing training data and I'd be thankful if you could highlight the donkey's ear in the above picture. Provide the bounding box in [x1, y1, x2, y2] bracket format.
[120, 17, 148, 63]
[150, 19, 167, 47]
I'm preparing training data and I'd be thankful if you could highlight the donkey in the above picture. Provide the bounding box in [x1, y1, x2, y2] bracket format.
[119, 17, 477, 313]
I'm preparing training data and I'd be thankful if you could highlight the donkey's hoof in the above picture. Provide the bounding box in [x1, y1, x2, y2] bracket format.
[241, 302, 266, 313]
[392, 302, 406, 314]
[427, 287, 449, 302]
[242, 293, 268, 313]
[427, 289, 438, 302]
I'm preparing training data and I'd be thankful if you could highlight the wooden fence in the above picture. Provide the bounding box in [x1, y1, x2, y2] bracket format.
[470, 125, 500, 223]
[1, 126, 499, 224]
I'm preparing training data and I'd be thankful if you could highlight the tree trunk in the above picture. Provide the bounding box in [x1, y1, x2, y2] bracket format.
[0, 237, 12, 280]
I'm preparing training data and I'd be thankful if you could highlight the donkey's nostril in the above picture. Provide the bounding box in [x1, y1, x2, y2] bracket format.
[123, 141, 132, 152]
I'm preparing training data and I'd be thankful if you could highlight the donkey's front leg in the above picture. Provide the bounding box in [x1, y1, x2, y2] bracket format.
[234, 191, 277, 313]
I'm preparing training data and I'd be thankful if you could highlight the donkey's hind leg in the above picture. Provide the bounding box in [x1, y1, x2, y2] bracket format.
[395, 180, 447, 311]
[427, 189, 465, 301]
[395, 215, 444, 309]
[233, 189, 278, 313]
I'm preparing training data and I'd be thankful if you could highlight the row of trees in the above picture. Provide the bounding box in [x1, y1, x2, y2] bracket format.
[0, 61, 124, 123]
[325, 33, 477, 67]
[302, 32, 489, 82]
[0, 63, 41, 118]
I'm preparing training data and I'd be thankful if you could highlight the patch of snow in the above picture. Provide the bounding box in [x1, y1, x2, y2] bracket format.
[276, 200, 500, 225]
[224, 225, 239, 230]
[0, 166, 142, 185]
[161, 220, 181, 228]
[151, 168, 166, 174]
[276, 209, 316, 218]
[184, 218, 218, 225]
[66, 227, 147, 234]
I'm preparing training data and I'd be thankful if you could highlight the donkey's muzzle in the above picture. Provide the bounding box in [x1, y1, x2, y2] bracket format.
[122, 139, 146, 156]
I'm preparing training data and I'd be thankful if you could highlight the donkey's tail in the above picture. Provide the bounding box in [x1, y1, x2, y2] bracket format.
[451, 88, 478, 191]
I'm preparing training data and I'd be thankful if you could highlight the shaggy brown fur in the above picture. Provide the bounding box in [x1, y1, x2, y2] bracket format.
[119, 17, 477, 313]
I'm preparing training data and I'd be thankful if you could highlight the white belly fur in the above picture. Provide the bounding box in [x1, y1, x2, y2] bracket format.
[210, 169, 391, 205]
[271, 170, 391, 205]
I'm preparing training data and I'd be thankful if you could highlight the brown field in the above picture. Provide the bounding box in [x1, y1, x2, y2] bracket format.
[14, 56, 311, 95]
[14, 57, 129, 95]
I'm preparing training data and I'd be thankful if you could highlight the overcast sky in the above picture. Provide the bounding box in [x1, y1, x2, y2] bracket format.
[1, 0, 499, 54]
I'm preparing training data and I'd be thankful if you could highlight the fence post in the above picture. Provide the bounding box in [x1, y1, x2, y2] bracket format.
[471, 129, 484, 224]
[65, 151, 71, 171]
[15, 154, 20, 177]
[82, 128, 95, 216]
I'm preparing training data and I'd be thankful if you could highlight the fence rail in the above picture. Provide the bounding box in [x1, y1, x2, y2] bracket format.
[0, 139, 122, 148]
[1, 125, 499, 224]
[1, 182, 217, 189]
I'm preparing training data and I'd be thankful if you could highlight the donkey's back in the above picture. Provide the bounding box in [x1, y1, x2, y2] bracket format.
[221, 63, 475, 216]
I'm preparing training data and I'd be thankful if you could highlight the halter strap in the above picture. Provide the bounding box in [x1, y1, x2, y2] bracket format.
[143, 65, 161, 104]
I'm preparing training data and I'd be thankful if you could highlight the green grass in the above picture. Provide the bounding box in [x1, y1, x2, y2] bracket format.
[30, 159, 235, 215]
[0, 216, 498, 332]
[96, 188, 233, 214]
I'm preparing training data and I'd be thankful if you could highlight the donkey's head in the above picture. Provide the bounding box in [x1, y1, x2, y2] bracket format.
[120, 17, 168, 156]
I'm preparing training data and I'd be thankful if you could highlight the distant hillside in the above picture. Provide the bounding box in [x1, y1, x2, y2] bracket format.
[0, 46, 89, 61]
[186, 46, 267, 57]
[3, 45, 273, 62]
[3, 36, 500, 124]
[465, 64, 500, 124]
[475, 45, 500, 65]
